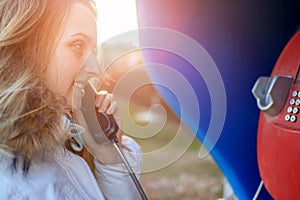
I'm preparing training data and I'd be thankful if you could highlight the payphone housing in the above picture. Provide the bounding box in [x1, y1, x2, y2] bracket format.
[252, 30, 300, 199]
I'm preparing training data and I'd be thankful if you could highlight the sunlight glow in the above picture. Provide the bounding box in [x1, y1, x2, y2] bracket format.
[95, 0, 139, 46]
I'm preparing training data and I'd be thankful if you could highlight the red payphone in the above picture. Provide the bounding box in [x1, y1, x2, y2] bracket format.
[252, 30, 300, 199]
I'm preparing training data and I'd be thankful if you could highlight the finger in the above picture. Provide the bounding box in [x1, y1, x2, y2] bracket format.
[109, 101, 121, 127]
[107, 100, 117, 115]
[97, 93, 113, 113]
[95, 90, 108, 107]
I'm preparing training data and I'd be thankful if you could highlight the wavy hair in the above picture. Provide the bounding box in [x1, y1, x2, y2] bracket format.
[0, 0, 97, 174]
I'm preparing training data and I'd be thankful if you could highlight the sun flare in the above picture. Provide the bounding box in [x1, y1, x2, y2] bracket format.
[95, 0, 139, 46]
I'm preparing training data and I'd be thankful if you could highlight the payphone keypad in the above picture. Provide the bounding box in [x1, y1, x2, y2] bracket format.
[285, 90, 300, 123]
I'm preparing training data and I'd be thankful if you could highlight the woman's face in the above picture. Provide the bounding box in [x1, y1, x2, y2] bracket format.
[45, 2, 98, 106]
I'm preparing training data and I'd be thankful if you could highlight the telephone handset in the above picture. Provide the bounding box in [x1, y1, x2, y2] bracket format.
[80, 80, 148, 200]
[252, 30, 300, 199]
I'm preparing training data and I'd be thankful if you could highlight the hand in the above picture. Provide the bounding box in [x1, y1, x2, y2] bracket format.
[80, 91, 123, 164]
[95, 91, 122, 144]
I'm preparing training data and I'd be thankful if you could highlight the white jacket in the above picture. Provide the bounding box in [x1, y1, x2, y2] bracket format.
[0, 136, 142, 200]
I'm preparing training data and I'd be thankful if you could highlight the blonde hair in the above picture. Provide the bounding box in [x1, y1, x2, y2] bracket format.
[0, 0, 97, 174]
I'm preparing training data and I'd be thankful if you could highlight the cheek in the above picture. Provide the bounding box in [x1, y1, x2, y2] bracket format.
[47, 50, 82, 97]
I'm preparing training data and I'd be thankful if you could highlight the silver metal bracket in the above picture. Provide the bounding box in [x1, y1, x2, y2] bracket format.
[252, 76, 292, 116]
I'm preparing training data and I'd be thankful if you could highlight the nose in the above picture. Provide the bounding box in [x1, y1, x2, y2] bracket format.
[83, 53, 101, 77]
[76, 54, 102, 85]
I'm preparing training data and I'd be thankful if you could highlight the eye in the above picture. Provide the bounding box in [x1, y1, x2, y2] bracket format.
[71, 40, 85, 57]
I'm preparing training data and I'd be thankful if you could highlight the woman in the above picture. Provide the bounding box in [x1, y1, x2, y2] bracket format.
[0, 0, 141, 199]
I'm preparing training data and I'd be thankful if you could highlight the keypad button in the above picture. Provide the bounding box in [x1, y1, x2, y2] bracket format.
[296, 99, 300, 106]
[285, 114, 291, 121]
[287, 106, 293, 113]
[292, 91, 298, 97]
[290, 98, 296, 105]
[298, 91, 300, 98]
[290, 115, 297, 122]
[293, 107, 299, 114]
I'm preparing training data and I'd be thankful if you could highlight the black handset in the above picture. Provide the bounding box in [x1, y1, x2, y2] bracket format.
[80, 83, 110, 144]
